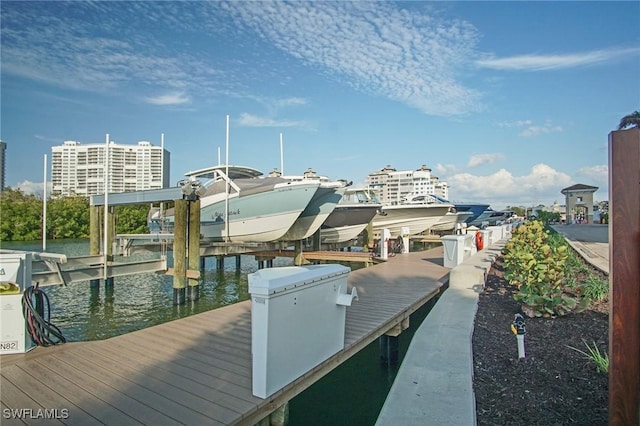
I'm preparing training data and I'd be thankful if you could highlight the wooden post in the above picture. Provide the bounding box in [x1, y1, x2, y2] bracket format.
[173, 199, 187, 305]
[608, 127, 640, 425]
[187, 199, 201, 301]
[235, 255, 241, 270]
[89, 206, 101, 289]
[363, 222, 374, 252]
[294, 240, 304, 266]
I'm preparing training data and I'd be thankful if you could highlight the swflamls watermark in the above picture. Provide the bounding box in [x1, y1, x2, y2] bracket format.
[3, 408, 69, 419]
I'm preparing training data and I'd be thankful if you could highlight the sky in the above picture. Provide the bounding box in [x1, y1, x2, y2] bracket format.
[1, 1, 638, 210]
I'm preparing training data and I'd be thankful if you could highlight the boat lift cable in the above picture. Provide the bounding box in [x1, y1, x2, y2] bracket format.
[22, 284, 66, 347]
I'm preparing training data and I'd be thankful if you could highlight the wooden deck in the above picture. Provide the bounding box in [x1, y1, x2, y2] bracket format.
[249, 249, 382, 266]
[0, 247, 448, 425]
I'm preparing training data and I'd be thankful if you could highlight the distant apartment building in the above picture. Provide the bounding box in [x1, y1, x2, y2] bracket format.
[51, 139, 170, 197]
[365, 164, 449, 204]
[0, 141, 5, 191]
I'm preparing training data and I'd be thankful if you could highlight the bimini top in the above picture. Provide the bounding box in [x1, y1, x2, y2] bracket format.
[183, 164, 264, 180]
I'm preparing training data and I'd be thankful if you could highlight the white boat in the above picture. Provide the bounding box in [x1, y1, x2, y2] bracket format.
[430, 210, 474, 232]
[409, 194, 473, 232]
[372, 193, 453, 237]
[149, 165, 320, 242]
[426, 194, 490, 225]
[271, 168, 348, 241]
[468, 208, 516, 227]
[320, 187, 382, 244]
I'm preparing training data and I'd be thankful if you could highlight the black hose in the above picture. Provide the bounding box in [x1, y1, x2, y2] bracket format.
[22, 284, 66, 347]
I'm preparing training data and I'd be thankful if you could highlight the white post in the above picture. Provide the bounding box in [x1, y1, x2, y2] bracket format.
[103, 134, 110, 281]
[380, 228, 391, 260]
[401, 226, 410, 254]
[42, 154, 47, 251]
[225, 115, 230, 242]
[280, 133, 284, 174]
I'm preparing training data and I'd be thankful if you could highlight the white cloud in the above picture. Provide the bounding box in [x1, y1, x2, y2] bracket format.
[15, 180, 49, 196]
[1, 3, 227, 99]
[145, 92, 190, 106]
[444, 163, 573, 208]
[497, 120, 533, 128]
[520, 122, 563, 137]
[497, 119, 563, 137]
[576, 165, 608, 189]
[476, 47, 640, 71]
[237, 113, 308, 128]
[435, 163, 459, 176]
[274, 97, 308, 108]
[225, 1, 482, 116]
[467, 153, 505, 168]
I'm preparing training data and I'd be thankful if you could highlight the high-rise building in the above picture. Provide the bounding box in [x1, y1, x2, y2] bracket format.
[51, 138, 170, 197]
[365, 164, 448, 204]
[0, 141, 5, 191]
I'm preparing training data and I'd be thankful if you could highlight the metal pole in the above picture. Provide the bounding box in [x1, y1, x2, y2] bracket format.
[42, 154, 47, 251]
[103, 134, 109, 282]
[280, 132, 284, 174]
[225, 114, 230, 242]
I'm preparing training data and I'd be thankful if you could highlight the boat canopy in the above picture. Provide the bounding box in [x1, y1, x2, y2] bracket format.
[184, 165, 263, 180]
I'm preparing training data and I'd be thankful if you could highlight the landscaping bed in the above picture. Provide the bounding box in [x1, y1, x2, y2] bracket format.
[472, 256, 609, 425]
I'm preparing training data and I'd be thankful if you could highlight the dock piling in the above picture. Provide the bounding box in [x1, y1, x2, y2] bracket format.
[173, 199, 187, 305]
[187, 199, 201, 301]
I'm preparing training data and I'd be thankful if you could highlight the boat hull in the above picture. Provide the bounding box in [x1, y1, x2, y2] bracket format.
[160, 183, 318, 242]
[320, 205, 381, 244]
[373, 204, 451, 237]
[280, 186, 345, 241]
[430, 211, 474, 232]
[454, 203, 491, 224]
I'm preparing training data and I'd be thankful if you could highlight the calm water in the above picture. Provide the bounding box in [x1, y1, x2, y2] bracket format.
[4, 238, 439, 425]
[3, 239, 295, 341]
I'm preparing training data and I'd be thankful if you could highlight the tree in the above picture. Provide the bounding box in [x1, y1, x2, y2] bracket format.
[48, 196, 90, 239]
[617, 110, 640, 130]
[0, 188, 42, 241]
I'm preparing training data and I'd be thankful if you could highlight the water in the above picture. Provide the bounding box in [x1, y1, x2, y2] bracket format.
[3, 238, 440, 425]
[288, 298, 438, 425]
[1, 239, 294, 341]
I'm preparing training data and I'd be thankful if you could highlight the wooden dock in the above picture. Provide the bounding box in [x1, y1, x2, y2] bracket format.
[0, 247, 448, 425]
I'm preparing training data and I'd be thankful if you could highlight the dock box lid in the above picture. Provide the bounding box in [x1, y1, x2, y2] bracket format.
[248, 264, 350, 296]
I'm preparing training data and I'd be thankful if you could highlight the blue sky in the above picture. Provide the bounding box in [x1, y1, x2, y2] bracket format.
[1, 1, 638, 210]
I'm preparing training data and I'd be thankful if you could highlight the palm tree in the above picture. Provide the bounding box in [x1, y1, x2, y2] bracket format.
[617, 110, 640, 130]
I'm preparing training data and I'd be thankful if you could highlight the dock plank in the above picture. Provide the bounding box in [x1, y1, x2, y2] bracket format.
[1, 248, 447, 425]
[0, 373, 65, 426]
[63, 345, 243, 424]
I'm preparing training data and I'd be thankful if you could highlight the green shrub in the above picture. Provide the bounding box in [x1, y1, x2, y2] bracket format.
[503, 221, 583, 317]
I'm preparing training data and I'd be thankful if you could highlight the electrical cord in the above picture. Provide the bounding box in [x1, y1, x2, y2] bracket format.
[22, 284, 66, 347]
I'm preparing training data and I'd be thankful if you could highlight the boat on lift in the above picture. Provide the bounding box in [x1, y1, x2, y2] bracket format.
[149, 165, 320, 242]
[320, 187, 382, 244]
[426, 194, 490, 225]
[371, 193, 453, 238]
[270, 168, 349, 241]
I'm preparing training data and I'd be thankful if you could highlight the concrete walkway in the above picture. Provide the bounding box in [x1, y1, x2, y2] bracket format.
[376, 224, 610, 426]
[376, 241, 506, 426]
[551, 224, 609, 274]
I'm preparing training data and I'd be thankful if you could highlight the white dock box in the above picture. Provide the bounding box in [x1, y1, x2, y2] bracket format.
[0, 252, 35, 354]
[248, 264, 357, 399]
[442, 234, 473, 268]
